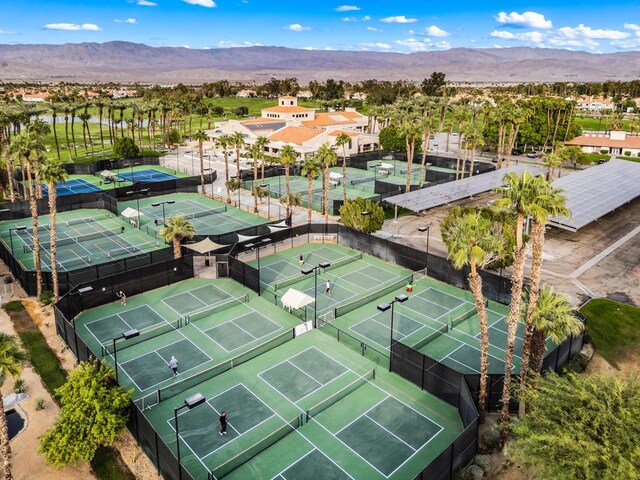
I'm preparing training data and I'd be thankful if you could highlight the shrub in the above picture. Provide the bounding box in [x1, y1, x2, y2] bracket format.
[39, 290, 54, 306]
[112, 137, 140, 159]
[560, 353, 590, 374]
[599, 149, 609, 154]
[624, 151, 632, 156]
[35, 398, 46, 410]
[3, 276, 12, 284]
[474, 454, 491, 474]
[2, 300, 24, 312]
[13, 378, 26, 394]
[481, 426, 501, 450]
[467, 465, 485, 479]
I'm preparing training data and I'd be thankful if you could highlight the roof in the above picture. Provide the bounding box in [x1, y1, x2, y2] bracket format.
[328, 130, 358, 137]
[302, 111, 364, 127]
[268, 126, 324, 145]
[262, 106, 313, 113]
[279, 96, 297, 99]
[240, 118, 285, 126]
[566, 134, 640, 149]
[548, 159, 640, 231]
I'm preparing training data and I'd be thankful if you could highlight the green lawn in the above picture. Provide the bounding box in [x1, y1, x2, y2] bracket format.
[575, 116, 633, 132]
[580, 298, 640, 368]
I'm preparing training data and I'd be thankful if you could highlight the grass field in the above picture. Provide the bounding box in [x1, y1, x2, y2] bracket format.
[580, 298, 640, 368]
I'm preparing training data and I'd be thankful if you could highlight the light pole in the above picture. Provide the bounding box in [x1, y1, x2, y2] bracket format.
[126, 188, 150, 229]
[151, 200, 175, 227]
[361, 211, 371, 253]
[260, 183, 271, 218]
[174, 393, 206, 480]
[301, 261, 331, 327]
[231, 175, 240, 209]
[376, 294, 409, 370]
[185, 150, 194, 175]
[8, 226, 27, 255]
[433, 144, 439, 156]
[418, 224, 431, 275]
[111, 329, 140, 382]
[203, 167, 213, 195]
[244, 238, 271, 271]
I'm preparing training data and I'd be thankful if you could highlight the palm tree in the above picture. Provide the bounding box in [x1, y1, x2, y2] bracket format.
[334, 132, 351, 203]
[278, 145, 297, 219]
[543, 152, 562, 180]
[29, 119, 50, 200]
[216, 134, 232, 203]
[399, 116, 422, 193]
[40, 157, 69, 302]
[279, 192, 302, 220]
[231, 131, 246, 172]
[49, 102, 61, 160]
[160, 216, 196, 259]
[69, 102, 79, 156]
[248, 143, 262, 213]
[300, 156, 322, 223]
[254, 136, 270, 182]
[94, 98, 106, 149]
[0, 333, 26, 480]
[518, 178, 570, 417]
[493, 171, 544, 432]
[315, 143, 338, 225]
[1, 148, 16, 203]
[441, 209, 504, 422]
[193, 129, 208, 193]
[78, 111, 92, 153]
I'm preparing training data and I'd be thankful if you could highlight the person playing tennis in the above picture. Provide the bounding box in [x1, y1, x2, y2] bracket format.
[117, 291, 127, 306]
[299, 254, 304, 268]
[219, 411, 228, 435]
[169, 356, 179, 377]
[325, 279, 332, 296]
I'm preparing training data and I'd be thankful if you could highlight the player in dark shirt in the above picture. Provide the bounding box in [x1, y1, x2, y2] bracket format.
[219, 411, 227, 435]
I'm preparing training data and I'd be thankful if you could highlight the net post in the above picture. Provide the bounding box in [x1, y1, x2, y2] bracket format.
[306, 410, 310, 423]
[373, 368, 376, 381]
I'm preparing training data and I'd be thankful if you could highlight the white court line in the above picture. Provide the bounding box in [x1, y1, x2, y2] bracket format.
[200, 414, 278, 461]
[364, 414, 417, 451]
[292, 370, 350, 405]
[334, 396, 390, 436]
[162, 292, 206, 317]
[286, 361, 324, 386]
[270, 448, 354, 480]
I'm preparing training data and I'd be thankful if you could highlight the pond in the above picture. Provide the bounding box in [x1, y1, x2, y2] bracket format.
[6, 409, 25, 439]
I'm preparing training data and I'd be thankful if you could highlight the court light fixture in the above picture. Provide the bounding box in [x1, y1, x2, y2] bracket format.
[175, 393, 207, 480]
[377, 294, 409, 370]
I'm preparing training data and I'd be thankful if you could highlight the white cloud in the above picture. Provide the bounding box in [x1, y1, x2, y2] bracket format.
[555, 24, 628, 40]
[183, 0, 216, 7]
[381, 16, 417, 24]
[367, 26, 381, 32]
[335, 5, 360, 12]
[490, 30, 544, 43]
[136, 0, 157, 5]
[490, 30, 515, 39]
[216, 40, 263, 47]
[285, 23, 311, 31]
[115, 18, 137, 24]
[43, 23, 101, 31]
[358, 42, 391, 50]
[435, 41, 451, 49]
[426, 25, 448, 37]
[394, 37, 432, 52]
[342, 15, 370, 22]
[624, 23, 640, 31]
[495, 11, 552, 29]
[0, 30, 15, 34]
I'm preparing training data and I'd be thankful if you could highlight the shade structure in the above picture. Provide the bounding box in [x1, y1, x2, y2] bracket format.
[182, 237, 228, 254]
[121, 207, 143, 219]
[280, 288, 315, 311]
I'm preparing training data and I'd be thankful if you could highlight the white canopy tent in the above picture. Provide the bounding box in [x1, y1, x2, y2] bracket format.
[280, 288, 315, 313]
[121, 207, 143, 227]
[99, 170, 116, 178]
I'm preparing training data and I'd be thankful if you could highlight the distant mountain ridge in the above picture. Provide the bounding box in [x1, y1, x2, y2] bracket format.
[1, 41, 639, 83]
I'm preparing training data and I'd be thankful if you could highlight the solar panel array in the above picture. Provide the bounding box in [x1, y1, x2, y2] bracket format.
[384, 164, 544, 212]
[548, 159, 640, 231]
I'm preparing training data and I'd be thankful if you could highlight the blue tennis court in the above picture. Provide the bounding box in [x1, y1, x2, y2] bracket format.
[42, 179, 102, 196]
[117, 169, 178, 183]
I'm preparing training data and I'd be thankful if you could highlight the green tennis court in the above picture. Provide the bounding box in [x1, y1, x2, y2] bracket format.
[0, 209, 166, 272]
[143, 330, 462, 480]
[74, 278, 299, 402]
[118, 192, 269, 236]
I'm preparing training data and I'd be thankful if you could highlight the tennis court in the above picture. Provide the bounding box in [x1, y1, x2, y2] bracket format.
[0, 209, 166, 272]
[118, 193, 268, 235]
[116, 169, 177, 183]
[74, 278, 300, 402]
[43, 178, 102, 195]
[143, 330, 462, 480]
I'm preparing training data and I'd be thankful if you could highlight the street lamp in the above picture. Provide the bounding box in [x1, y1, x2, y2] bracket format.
[174, 393, 206, 480]
[244, 238, 271, 271]
[418, 224, 431, 275]
[203, 168, 213, 195]
[301, 261, 331, 327]
[111, 329, 140, 382]
[376, 294, 409, 370]
[231, 176, 240, 209]
[260, 184, 271, 218]
[185, 150, 194, 175]
[361, 211, 371, 253]
[126, 189, 150, 229]
[8, 226, 27, 255]
[151, 200, 176, 227]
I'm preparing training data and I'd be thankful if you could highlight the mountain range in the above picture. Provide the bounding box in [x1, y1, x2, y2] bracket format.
[1, 41, 639, 83]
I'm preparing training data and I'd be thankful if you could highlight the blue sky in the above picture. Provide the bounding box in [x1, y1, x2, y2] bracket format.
[3, 0, 640, 53]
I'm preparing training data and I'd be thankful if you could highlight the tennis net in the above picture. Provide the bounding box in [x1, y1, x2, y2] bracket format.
[306, 369, 375, 421]
[55, 227, 124, 248]
[209, 415, 302, 480]
[102, 318, 181, 356]
[273, 252, 363, 291]
[181, 206, 227, 220]
[67, 213, 112, 226]
[186, 294, 249, 323]
[107, 242, 156, 258]
[411, 324, 448, 350]
[451, 307, 477, 329]
[334, 274, 413, 318]
[350, 177, 375, 186]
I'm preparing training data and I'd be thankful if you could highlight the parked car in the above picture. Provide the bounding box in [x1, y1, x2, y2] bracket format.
[511, 149, 523, 156]
[526, 152, 540, 158]
[597, 159, 608, 165]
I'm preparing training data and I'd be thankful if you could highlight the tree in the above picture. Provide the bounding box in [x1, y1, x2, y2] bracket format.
[160, 216, 196, 259]
[558, 144, 590, 171]
[0, 333, 26, 480]
[379, 125, 406, 152]
[421, 72, 447, 96]
[232, 106, 249, 117]
[279, 192, 302, 218]
[315, 142, 338, 225]
[254, 136, 270, 182]
[248, 144, 262, 213]
[300, 156, 322, 223]
[230, 131, 246, 172]
[193, 129, 208, 192]
[339, 197, 384, 233]
[278, 145, 297, 219]
[217, 134, 233, 203]
[39, 361, 131, 467]
[511, 372, 640, 480]
[39, 157, 69, 302]
[334, 132, 351, 204]
[227, 177, 243, 208]
[113, 137, 139, 160]
[163, 128, 182, 149]
[441, 210, 504, 422]
[399, 117, 422, 193]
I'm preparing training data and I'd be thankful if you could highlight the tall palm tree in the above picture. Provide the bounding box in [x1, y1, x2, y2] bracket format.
[0, 333, 26, 480]
[231, 131, 246, 172]
[69, 102, 79, 156]
[518, 178, 570, 417]
[78, 111, 92, 153]
[160, 216, 196, 259]
[62, 103, 73, 161]
[528, 286, 584, 375]
[278, 145, 297, 219]
[216, 134, 232, 203]
[49, 102, 61, 160]
[399, 116, 422, 193]
[29, 119, 50, 200]
[300, 156, 322, 223]
[543, 152, 562, 181]
[255, 136, 270, 182]
[94, 98, 106, 150]
[418, 112, 437, 188]
[40, 157, 69, 302]
[248, 143, 262, 213]
[493, 171, 544, 432]
[315, 143, 338, 225]
[1, 148, 15, 203]
[193, 129, 208, 193]
[441, 209, 504, 422]
[334, 132, 351, 203]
